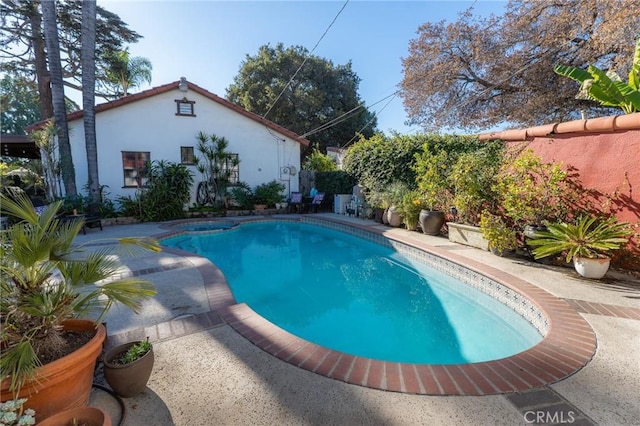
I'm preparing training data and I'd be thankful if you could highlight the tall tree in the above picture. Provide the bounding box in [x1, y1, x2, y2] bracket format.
[401, 0, 640, 131]
[226, 43, 377, 154]
[42, 0, 75, 195]
[1, 0, 143, 116]
[0, 74, 40, 134]
[82, 0, 99, 205]
[103, 48, 152, 98]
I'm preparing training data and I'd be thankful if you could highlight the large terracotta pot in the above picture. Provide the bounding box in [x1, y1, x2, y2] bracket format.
[418, 210, 445, 235]
[38, 406, 112, 426]
[0, 320, 106, 423]
[103, 341, 155, 398]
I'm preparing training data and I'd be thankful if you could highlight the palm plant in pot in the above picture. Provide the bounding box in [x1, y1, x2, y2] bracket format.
[528, 216, 633, 279]
[0, 192, 159, 422]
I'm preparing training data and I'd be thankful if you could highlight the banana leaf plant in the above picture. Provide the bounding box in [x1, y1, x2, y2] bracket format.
[554, 37, 640, 114]
[528, 216, 633, 262]
[0, 191, 160, 394]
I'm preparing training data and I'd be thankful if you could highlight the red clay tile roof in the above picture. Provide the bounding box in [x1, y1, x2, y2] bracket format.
[27, 80, 310, 146]
[478, 112, 640, 141]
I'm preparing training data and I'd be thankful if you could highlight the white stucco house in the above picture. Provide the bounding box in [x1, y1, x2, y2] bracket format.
[60, 78, 309, 204]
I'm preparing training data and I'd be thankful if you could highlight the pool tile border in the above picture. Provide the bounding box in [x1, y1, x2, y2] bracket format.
[161, 216, 598, 396]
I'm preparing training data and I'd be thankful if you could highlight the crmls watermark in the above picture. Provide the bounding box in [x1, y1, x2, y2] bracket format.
[524, 410, 576, 424]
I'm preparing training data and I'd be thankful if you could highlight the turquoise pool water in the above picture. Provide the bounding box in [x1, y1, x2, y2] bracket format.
[162, 221, 542, 364]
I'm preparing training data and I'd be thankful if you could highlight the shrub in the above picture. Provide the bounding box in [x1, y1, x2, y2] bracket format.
[315, 171, 357, 197]
[253, 180, 285, 207]
[342, 133, 426, 191]
[302, 148, 337, 172]
[449, 145, 503, 225]
[136, 161, 194, 221]
[228, 182, 254, 210]
[493, 150, 579, 226]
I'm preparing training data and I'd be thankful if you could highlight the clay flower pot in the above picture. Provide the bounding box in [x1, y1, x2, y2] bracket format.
[103, 341, 155, 398]
[0, 320, 106, 423]
[38, 406, 112, 426]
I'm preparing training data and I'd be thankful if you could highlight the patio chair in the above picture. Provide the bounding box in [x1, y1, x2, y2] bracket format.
[288, 192, 303, 213]
[310, 192, 325, 213]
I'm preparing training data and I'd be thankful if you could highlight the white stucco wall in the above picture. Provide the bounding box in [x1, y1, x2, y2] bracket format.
[67, 88, 301, 205]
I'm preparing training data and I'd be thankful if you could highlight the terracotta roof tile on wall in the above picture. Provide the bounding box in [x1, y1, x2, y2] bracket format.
[26, 80, 310, 146]
[478, 112, 640, 141]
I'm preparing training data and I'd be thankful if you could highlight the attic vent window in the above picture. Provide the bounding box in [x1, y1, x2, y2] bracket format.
[175, 98, 196, 117]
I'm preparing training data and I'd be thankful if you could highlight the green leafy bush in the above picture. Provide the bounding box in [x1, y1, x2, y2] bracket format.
[253, 180, 285, 207]
[302, 148, 337, 172]
[315, 171, 357, 197]
[342, 133, 426, 191]
[126, 160, 194, 222]
[479, 211, 517, 253]
[493, 150, 578, 226]
[228, 182, 254, 209]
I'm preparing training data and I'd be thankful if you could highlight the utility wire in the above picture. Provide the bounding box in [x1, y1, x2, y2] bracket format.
[341, 93, 397, 149]
[262, 0, 350, 120]
[301, 90, 399, 138]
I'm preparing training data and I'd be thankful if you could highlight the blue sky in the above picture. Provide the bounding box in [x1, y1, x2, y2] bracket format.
[93, 0, 507, 135]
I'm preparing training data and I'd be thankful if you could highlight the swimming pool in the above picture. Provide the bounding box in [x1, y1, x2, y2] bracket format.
[162, 220, 542, 364]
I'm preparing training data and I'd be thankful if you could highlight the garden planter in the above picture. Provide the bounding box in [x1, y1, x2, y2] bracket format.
[38, 406, 112, 426]
[374, 208, 385, 223]
[0, 320, 106, 423]
[103, 341, 155, 398]
[447, 222, 489, 250]
[419, 210, 445, 235]
[573, 256, 611, 279]
[523, 224, 547, 239]
[385, 205, 403, 227]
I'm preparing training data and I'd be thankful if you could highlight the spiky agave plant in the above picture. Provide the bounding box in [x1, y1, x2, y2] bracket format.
[528, 216, 633, 262]
[0, 191, 160, 394]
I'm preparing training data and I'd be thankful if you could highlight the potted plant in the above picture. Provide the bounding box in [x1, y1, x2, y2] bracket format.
[0, 192, 159, 422]
[103, 338, 154, 398]
[365, 191, 389, 223]
[38, 406, 111, 426]
[528, 216, 633, 279]
[384, 182, 409, 227]
[493, 150, 578, 237]
[479, 211, 517, 256]
[398, 190, 426, 231]
[413, 149, 452, 235]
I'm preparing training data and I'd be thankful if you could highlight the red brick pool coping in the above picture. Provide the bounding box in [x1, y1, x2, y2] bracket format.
[159, 216, 597, 396]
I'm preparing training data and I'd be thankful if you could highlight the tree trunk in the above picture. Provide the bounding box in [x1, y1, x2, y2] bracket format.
[82, 0, 100, 206]
[42, 0, 76, 196]
[28, 2, 54, 121]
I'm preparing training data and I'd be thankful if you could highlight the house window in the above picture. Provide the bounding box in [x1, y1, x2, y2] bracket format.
[122, 151, 149, 187]
[181, 146, 195, 165]
[175, 98, 196, 116]
[224, 153, 240, 184]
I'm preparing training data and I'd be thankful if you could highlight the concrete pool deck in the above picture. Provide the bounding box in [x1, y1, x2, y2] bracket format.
[80, 214, 640, 425]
